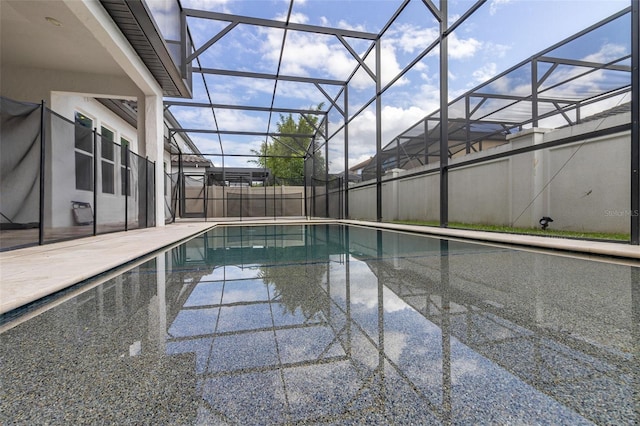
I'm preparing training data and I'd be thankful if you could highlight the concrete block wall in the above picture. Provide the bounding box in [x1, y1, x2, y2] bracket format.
[347, 113, 631, 234]
[348, 183, 377, 220]
[185, 185, 306, 218]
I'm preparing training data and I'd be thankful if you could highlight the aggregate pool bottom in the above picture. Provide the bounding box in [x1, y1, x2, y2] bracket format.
[1, 224, 638, 424]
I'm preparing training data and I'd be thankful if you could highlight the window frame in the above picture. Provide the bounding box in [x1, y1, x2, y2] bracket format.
[120, 137, 132, 196]
[74, 111, 94, 191]
[100, 125, 116, 195]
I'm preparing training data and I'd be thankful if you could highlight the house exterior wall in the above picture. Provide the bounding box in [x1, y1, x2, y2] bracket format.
[44, 94, 142, 228]
[348, 113, 632, 234]
[1, 0, 167, 230]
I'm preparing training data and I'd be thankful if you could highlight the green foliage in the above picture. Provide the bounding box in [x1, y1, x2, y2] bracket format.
[251, 105, 325, 184]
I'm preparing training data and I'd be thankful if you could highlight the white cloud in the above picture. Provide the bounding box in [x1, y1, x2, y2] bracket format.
[280, 12, 309, 24]
[525, 43, 628, 103]
[178, 0, 540, 171]
[393, 25, 439, 54]
[337, 19, 368, 32]
[385, 23, 432, 55]
[172, 108, 216, 129]
[472, 62, 498, 83]
[448, 14, 461, 25]
[489, 0, 512, 16]
[188, 134, 266, 167]
[189, 135, 221, 155]
[583, 43, 627, 63]
[382, 331, 408, 363]
[389, 23, 481, 60]
[374, 43, 409, 88]
[223, 136, 265, 156]
[326, 99, 435, 173]
[181, 0, 231, 12]
[483, 42, 512, 59]
[482, 74, 529, 96]
[449, 33, 482, 59]
[171, 107, 268, 135]
[414, 62, 429, 73]
[259, 26, 362, 84]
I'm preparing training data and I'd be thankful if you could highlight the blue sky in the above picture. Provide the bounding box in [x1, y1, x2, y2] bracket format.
[158, 0, 630, 171]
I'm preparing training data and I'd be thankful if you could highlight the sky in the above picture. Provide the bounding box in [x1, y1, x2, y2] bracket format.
[153, 0, 631, 172]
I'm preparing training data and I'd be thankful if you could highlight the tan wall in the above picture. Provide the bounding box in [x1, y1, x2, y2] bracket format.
[181, 185, 306, 218]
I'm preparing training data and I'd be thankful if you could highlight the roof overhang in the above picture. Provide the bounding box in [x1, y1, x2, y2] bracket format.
[99, 0, 192, 98]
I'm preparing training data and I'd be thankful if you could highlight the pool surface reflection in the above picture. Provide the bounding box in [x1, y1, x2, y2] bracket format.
[1, 224, 639, 424]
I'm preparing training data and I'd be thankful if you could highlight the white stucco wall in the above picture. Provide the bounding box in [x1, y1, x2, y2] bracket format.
[449, 158, 511, 225]
[1, 0, 167, 230]
[396, 171, 440, 221]
[46, 94, 142, 228]
[347, 184, 377, 220]
[348, 113, 632, 234]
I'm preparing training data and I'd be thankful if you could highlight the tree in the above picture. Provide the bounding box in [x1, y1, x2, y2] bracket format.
[251, 105, 325, 185]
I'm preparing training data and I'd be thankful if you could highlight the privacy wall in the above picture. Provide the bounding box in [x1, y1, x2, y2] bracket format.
[348, 113, 631, 235]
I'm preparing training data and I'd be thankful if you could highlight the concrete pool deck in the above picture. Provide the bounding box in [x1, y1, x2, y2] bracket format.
[1, 218, 639, 316]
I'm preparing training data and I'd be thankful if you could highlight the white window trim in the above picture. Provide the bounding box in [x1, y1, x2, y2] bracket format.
[74, 110, 95, 192]
[100, 124, 117, 195]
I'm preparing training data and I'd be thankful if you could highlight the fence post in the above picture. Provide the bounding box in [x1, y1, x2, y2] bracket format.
[339, 177, 342, 219]
[178, 152, 183, 218]
[93, 128, 98, 236]
[145, 156, 149, 228]
[38, 101, 46, 245]
[280, 183, 283, 218]
[152, 160, 156, 227]
[631, 0, 639, 244]
[204, 173, 208, 221]
[304, 168, 308, 218]
[124, 144, 129, 231]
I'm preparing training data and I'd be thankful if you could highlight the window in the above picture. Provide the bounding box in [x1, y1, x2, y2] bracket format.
[75, 112, 93, 191]
[120, 138, 131, 196]
[120, 138, 128, 166]
[101, 126, 115, 194]
[164, 162, 167, 196]
[101, 127, 115, 161]
[102, 161, 115, 194]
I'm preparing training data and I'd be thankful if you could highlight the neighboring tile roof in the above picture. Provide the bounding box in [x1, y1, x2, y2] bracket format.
[349, 157, 373, 172]
[579, 102, 631, 124]
[172, 154, 212, 167]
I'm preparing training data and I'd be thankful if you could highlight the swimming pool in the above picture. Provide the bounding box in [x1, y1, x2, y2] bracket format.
[1, 224, 638, 424]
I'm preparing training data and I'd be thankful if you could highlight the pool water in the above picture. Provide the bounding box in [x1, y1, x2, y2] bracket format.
[1, 224, 638, 424]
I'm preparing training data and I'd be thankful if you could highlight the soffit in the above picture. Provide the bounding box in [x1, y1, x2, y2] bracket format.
[100, 0, 191, 98]
[0, 0, 124, 76]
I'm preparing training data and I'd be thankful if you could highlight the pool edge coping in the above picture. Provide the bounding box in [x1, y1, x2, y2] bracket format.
[1, 218, 637, 320]
[340, 220, 640, 260]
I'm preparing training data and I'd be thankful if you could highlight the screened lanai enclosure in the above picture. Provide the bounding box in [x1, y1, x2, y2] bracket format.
[0, 0, 638, 249]
[161, 0, 638, 242]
